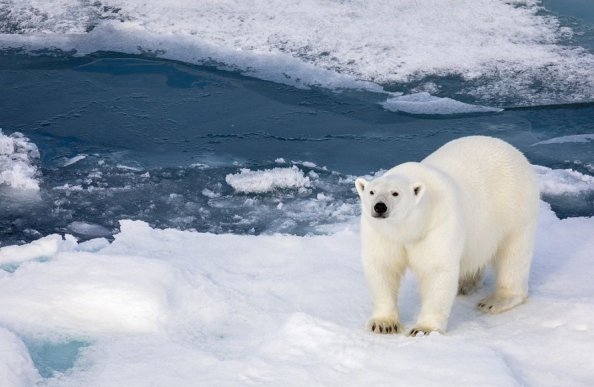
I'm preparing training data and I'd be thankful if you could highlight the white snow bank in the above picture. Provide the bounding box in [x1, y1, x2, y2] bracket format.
[0, 251, 175, 337]
[0, 234, 76, 266]
[532, 134, 594, 146]
[534, 165, 594, 195]
[226, 166, 311, 193]
[381, 92, 503, 115]
[0, 328, 40, 387]
[0, 206, 593, 386]
[1, 0, 594, 101]
[0, 130, 40, 191]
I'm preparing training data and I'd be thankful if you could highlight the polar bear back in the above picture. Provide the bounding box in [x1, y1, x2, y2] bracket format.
[422, 136, 539, 271]
[422, 136, 538, 222]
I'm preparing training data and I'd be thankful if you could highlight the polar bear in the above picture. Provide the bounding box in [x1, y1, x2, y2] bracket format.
[355, 136, 539, 336]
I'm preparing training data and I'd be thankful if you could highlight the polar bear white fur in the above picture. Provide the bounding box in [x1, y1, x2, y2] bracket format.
[355, 136, 539, 336]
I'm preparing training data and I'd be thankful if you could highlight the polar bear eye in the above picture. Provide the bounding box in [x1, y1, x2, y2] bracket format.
[369, 191, 375, 195]
[392, 192, 399, 197]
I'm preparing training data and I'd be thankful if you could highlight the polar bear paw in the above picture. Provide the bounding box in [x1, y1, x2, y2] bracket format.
[367, 317, 402, 334]
[477, 293, 526, 314]
[408, 326, 441, 337]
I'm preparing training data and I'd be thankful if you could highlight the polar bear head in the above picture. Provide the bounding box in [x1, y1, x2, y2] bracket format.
[355, 174, 425, 226]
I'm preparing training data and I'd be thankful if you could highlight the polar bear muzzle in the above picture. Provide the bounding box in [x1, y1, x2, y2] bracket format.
[372, 202, 388, 218]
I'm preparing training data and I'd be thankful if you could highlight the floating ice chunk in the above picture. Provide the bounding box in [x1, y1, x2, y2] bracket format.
[201, 188, 220, 198]
[116, 163, 144, 172]
[0, 234, 76, 266]
[53, 183, 84, 191]
[532, 134, 594, 146]
[534, 165, 594, 195]
[226, 166, 311, 193]
[0, 328, 40, 387]
[0, 130, 40, 191]
[381, 93, 502, 115]
[67, 221, 112, 238]
[63, 154, 87, 167]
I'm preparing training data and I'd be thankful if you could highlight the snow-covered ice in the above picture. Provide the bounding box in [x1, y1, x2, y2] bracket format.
[1, 0, 594, 103]
[0, 130, 40, 191]
[0, 202, 593, 386]
[0, 328, 40, 387]
[226, 166, 311, 193]
[534, 165, 594, 196]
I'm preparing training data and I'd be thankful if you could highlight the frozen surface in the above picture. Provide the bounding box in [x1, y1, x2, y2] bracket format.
[533, 133, 594, 146]
[0, 234, 75, 267]
[0, 205, 592, 386]
[534, 165, 594, 195]
[226, 166, 311, 193]
[1, 0, 594, 104]
[0, 328, 40, 387]
[381, 92, 503, 115]
[0, 130, 40, 191]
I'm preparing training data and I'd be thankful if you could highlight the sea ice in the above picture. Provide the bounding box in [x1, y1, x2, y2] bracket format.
[226, 166, 311, 193]
[0, 328, 40, 387]
[381, 92, 503, 115]
[532, 134, 594, 146]
[534, 165, 594, 195]
[66, 221, 112, 238]
[0, 130, 40, 191]
[0, 203, 593, 386]
[1, 0, 593, 102]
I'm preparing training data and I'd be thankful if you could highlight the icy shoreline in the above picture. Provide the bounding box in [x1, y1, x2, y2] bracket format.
[0, 202, 592, 386]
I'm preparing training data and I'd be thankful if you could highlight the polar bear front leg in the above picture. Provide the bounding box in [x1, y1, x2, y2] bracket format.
[363, 245, 406, 334]
[410, 267, 459, 336]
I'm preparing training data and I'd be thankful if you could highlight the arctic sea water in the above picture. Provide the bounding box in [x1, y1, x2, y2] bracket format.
[1, 0, 593, 244]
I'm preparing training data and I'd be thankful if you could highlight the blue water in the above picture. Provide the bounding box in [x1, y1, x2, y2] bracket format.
[25, 340, 88, 378]
[0, 53, 592, 246]
[0, 1, 593, 247]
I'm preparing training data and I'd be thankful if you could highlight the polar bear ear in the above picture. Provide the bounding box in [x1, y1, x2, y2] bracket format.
[412, 182, 425, 201]
[355, 178, 368, 196]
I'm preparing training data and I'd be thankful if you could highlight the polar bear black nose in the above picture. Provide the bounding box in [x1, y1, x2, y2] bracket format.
[374, 202, 387, 215]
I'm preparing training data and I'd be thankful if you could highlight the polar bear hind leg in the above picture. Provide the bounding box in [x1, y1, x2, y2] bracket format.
[478, 224, 536, 313]
[458, 268, 484, 296]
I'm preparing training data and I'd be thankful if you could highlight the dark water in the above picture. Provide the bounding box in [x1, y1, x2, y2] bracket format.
[0, 53, 593, 245]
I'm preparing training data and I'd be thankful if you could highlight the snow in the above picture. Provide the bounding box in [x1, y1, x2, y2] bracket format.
[226, 166, 311, 193]
[0, 328, 40, 387]
[0, 130, 40, 191]
[0, 248, 174, 338]
[0, 203, 593, 386]
[381, 92, 503, 115]
[0, 235, 76, 267]
[534, 165, 594, 195]
[1, 0, 594, 102]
